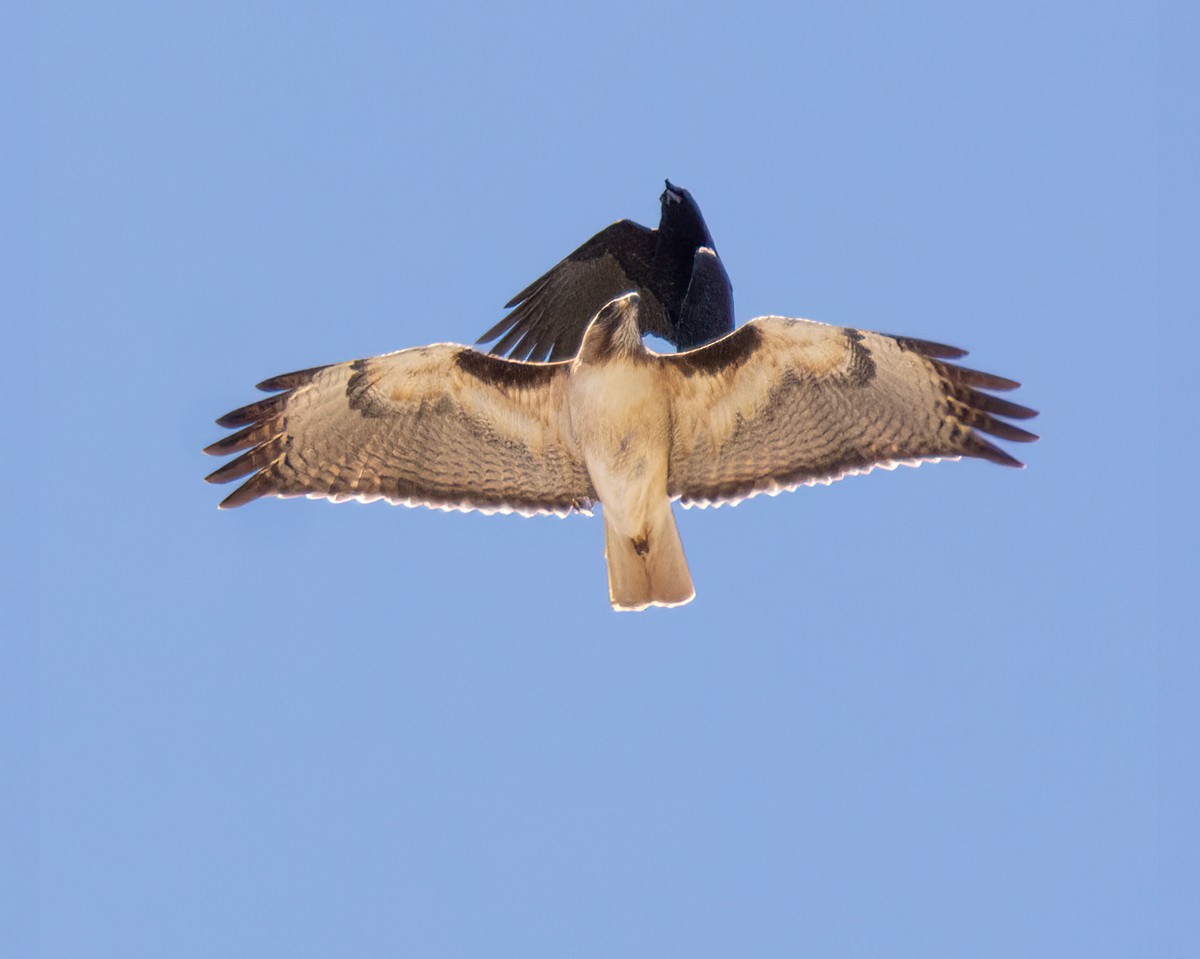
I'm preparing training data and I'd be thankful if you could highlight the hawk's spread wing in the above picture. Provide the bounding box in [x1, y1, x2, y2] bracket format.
[477, 219, 665, 362]
[204, 345, 595, 515]
[662, 317, 1038, 507]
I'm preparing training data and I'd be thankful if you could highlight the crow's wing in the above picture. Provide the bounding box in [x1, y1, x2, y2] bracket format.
[674, 247, 735, 350]
[478, 219, 663, 362]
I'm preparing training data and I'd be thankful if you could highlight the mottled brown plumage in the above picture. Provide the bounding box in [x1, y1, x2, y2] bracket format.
[206, 345, 593, 515]
[660, 317, 1036, 507]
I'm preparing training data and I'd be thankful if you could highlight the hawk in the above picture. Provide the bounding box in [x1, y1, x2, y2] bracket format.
[205, 293, 1037, 611]
[476, 181, 734, 361]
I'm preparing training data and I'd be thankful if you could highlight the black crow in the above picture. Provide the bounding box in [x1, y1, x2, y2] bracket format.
[476, 181, 735, 362]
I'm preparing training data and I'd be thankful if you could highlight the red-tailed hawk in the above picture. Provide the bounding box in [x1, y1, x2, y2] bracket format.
[205, 294, 1037, 610]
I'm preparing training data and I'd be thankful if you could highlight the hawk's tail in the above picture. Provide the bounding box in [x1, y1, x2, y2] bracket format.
[603, 500, 694, 612]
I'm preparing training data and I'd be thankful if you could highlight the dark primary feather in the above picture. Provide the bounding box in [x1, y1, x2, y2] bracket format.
[477, 180, 735, 361]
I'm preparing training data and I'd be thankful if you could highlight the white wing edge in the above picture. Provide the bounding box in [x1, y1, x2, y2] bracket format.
[288, 490, 594, 518]
[674, 456, 958, 510]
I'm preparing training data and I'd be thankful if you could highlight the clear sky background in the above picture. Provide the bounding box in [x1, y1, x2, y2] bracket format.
[6, 1, 1196, 956]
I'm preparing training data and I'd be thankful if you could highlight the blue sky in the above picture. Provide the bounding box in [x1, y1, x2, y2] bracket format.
[7, 1, 1196, 956]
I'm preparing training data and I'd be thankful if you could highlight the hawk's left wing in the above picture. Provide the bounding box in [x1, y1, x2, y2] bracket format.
[204, 345, 595, 515]
[661, 316, 1038, 507]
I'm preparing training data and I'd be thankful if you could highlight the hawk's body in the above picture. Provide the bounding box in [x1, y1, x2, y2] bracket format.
[206, 294, 1037, 610]
[569, 305, 694, 607]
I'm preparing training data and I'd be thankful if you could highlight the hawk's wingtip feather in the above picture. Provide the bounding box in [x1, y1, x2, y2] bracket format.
[888, 335, 969, 359]
[217, 471, 279, 508]
[963, 433, 1027, 468]
[255, 365, 326, 392]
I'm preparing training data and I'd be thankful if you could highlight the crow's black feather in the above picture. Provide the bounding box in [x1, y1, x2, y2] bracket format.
[477, 181, 735, 361]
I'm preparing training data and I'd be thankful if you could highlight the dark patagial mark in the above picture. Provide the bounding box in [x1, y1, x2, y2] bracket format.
[453, 348, 562, 390]
[843, 330, 877, 386]
[672, 324, 763, 377]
